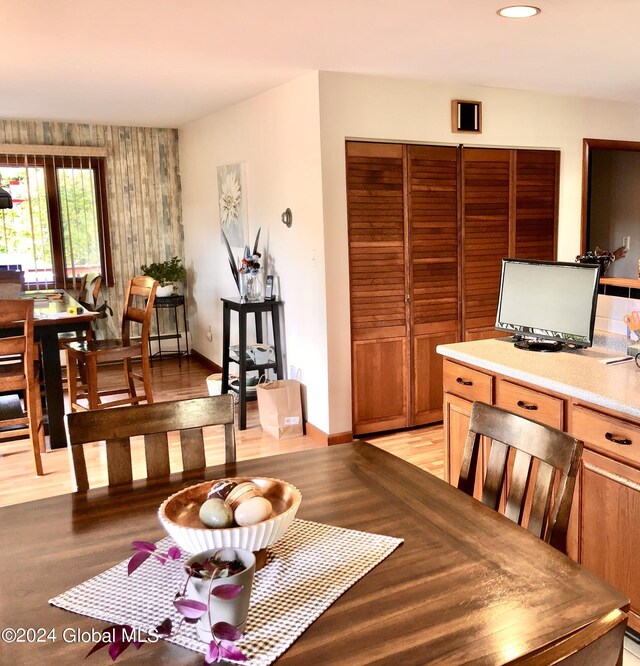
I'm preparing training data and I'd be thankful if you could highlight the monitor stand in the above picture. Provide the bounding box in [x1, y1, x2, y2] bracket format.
[513, 338, 564, 352]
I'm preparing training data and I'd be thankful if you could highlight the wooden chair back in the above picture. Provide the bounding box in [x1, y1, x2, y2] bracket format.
[121, 276, 157, 348]
[65, 394, 236, 491]
[458, 401, 583, 552]
[513, 609, 627, 665]
[0, 269, 25, 298]
[0, 299, 33, 370]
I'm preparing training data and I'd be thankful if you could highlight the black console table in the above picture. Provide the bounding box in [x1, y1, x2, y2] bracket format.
[221, 297, 284, 430]
[148, 294, 189, 366]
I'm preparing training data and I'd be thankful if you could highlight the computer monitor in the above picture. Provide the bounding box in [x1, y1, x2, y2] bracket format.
[495, 259, 601, 351]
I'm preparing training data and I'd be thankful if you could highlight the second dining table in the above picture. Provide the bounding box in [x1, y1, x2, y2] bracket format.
[0, 442, 629, 664]
[18, 289, 97, 449]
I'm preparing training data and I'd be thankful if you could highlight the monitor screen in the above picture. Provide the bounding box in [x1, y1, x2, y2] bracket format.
[495, 259, 601, 347]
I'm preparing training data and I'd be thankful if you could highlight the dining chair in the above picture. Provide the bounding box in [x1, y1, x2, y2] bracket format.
[64, 275, 158, 412]
[0, 269, 25, 298]
[65, 394, 236, 491]
[0, 299, 44, 476]
[458, 401, 583, 553]
[512, 608, 627, 665]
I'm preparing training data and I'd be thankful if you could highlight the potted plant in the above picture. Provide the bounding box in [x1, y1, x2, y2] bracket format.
[141, 256, 187, 297]
[87, 541, 250, 663]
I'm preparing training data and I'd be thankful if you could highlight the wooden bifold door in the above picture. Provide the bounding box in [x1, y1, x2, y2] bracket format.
[346, 141, 558, 436]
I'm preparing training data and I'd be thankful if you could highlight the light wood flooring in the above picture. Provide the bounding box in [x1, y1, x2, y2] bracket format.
[0, 356, 445, 507]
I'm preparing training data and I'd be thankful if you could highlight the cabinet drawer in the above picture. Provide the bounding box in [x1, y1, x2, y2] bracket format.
[443, 360, 492, 403]
[495, 379, 564, 429]
[572, 406, 640, 468]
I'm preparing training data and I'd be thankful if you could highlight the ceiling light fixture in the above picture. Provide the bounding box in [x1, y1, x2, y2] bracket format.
[497, 5, 541, 18]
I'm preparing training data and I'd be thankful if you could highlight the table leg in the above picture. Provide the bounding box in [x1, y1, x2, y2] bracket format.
[39, 332, 66, 450]
[221, 305, 231, 394]
[183, 300, 189, 358]
[174, 304, 181, 368]
[154, 307, 162, 364]
[273, 303, 284, 380]
[238, 310, 247, 430]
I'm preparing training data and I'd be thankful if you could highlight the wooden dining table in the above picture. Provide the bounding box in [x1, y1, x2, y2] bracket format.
[0, 442, 629, 664]
[17, 290, 97, 449]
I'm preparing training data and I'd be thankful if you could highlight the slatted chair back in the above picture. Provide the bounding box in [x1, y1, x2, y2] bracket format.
[458, 401, 583, 552]
[0, 269, 25, 298]
[121, 275, 157, 347]
[0, 299, 33, 368]
[513, 609, 627, 665]
[65, 394, 236, 491]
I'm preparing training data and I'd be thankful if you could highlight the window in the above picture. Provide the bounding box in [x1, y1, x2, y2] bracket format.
[0, 153, 112, 288]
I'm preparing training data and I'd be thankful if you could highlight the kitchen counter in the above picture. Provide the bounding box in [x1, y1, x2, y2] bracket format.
[437, 338, 640, 420]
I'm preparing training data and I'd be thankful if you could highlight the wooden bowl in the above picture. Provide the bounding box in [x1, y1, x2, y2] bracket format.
[158, 477, 301, 553]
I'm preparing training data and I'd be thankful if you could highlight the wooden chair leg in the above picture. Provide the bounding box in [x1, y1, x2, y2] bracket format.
[66, 351, 77, 411]
[141, 354, 153, 404]
[26, 378, 44, 476]
[124, 358, 137, 401]
[86, 357, 100, 410]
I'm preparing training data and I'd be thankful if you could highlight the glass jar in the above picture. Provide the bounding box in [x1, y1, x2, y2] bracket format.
[245, 273, 262, 302]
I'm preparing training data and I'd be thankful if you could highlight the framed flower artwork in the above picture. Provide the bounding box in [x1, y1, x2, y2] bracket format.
[217, 162, 247, 248]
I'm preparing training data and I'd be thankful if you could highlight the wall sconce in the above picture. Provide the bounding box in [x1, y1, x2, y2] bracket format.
[281, 208, 292, 228]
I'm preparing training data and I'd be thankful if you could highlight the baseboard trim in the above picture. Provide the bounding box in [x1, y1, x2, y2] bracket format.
[190, 349, 222, 373]
[305, 421, 353, 446]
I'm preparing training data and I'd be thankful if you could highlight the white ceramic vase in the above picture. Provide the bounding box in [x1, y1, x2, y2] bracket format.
[156, 283, 174, 297]
[185, 548, 256, 642]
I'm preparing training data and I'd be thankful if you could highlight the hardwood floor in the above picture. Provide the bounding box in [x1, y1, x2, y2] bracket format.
[0, 356, 446, 507]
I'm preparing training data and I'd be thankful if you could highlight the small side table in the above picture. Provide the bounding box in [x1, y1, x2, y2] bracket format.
[148, 294, 189, 366]
[221, 297, 284, 430]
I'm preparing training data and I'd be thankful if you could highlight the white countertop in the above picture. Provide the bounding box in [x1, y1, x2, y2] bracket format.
[437, 338, 640, 420]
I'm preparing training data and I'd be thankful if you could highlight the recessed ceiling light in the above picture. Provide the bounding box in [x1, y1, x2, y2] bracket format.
[497, 5, 541, 18]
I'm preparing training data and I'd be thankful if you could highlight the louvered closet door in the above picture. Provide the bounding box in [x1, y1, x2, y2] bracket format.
[514, 150, 559, 261]
[462, 148, 511, 341]
[408, 145, 460, 425]
[346, 142, 410, 435]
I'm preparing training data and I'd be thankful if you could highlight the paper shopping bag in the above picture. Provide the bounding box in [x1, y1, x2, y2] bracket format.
[256, 379, 304, 440]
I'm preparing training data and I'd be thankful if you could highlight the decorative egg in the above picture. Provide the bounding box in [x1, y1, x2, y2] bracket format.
[207, 479, 238, 501]
[199, 498, 234, 528]
[226, 481, 263, 510]
[234, 496, 273, 526]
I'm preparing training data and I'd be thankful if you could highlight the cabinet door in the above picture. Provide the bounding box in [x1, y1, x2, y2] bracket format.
[579, 449, 640, 633]
[346, 142, 409, 434]
[461, 148, 511, 339]
[408, 145, 461, 425]
[513, 150, 559, 261]
[352, 337, 409, 435]
[444, 392, 483, 499]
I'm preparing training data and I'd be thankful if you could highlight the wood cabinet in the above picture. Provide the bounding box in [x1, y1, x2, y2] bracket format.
[442, 356, 640, 633]
[347, 142, 559, 435]
[347, 142, 460, 435]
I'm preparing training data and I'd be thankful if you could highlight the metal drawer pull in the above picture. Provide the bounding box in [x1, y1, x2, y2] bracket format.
[517, 400, 538, 411]
[456, 377, 473, 386]
[605, 432, 632, 446]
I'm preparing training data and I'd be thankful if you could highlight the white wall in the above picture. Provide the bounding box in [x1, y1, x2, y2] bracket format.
[318, 71, 640, 433]
[180, 73, 330, 431]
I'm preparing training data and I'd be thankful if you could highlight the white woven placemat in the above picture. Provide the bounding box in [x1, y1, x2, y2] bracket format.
[50, 519, 403, 665]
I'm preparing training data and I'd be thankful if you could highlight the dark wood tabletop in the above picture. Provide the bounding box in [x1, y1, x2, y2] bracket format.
[0, 442, 629, 664]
